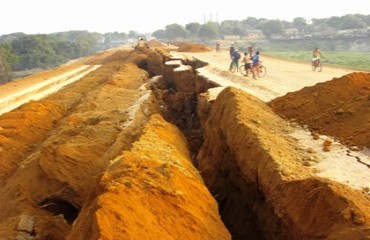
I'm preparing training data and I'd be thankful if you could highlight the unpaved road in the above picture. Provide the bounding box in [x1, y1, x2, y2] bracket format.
[178, 49, 359, 101]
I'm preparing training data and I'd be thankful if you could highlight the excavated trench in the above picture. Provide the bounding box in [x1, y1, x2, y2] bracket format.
[0, 48, 368, 239]
[153, 58, 284, 239]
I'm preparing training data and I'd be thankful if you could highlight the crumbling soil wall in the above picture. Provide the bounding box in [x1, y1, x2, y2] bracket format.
[67, 114, 230, 240]
[196, 87, 370, 239]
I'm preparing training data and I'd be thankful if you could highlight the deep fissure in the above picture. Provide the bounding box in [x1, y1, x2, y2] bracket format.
[149, 57, 287, 239]
[39, 198, 80, 224]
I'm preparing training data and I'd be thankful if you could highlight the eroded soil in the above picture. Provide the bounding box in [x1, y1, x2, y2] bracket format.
[0, 41, 368, 239]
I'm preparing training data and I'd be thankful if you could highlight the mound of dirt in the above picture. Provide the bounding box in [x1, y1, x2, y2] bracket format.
[268, 72, 370, 149]
[175, 42, 212, 52]
[147, 38, 166, 47]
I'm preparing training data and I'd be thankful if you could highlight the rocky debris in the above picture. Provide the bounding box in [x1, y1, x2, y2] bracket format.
[16, 215, 35, 239]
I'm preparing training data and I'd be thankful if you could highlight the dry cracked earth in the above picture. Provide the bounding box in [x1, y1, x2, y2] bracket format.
[0, 40, 369, 240]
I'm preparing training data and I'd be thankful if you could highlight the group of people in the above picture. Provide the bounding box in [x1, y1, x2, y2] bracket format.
[229, 44, 261, 79]
[228, 44, 323, 78]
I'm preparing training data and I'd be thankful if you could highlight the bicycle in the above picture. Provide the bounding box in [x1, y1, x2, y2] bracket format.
[311, 59, 323, 72]
[249, 64, 267, 78]
[239, 64, 251, 76]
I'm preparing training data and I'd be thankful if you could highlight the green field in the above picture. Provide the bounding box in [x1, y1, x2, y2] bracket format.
[264, 51, 370, 71]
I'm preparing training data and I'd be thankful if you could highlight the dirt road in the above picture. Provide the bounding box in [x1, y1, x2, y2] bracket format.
[178, 49, 357, 101]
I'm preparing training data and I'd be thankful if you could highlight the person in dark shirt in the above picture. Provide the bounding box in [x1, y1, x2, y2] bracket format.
[251, 51, 261, 79]
[229, 49, 241, 71]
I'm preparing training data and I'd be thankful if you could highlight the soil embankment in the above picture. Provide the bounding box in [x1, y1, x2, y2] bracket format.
[197, 87, 370, 239]
[0, 46, 230, 239]
[268, 72, 370, 149]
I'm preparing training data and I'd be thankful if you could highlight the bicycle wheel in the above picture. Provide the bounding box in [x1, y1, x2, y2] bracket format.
[239, 65, 247, 76]
[258, 65, 267, 78]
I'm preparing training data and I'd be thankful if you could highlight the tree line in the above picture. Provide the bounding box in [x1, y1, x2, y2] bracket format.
[1, 14, 369, 83]
[0, 30, 137, 83]
[152, 14, 370, 40]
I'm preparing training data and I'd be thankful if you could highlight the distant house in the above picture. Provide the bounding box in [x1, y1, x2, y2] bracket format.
[284, 28, 300, 35]
[270, 34, 284, 40]
[283, 28, 304, 39]
[243, 30, 264, 39]
[224, 35, 241, 41]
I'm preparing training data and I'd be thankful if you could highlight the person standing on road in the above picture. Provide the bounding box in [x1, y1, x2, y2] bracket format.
[242, 52, 252, 77]
[251, 51, 261, 79]
[229, 44, 235, 57]
[216, 42, 220, 52]
[312, 47, 322, 63]
[229, 49, 241, 71]
[248, 45, 254, 58]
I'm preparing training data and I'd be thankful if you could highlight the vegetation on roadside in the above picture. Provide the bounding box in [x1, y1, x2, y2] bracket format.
[263, 51, 370, 71]
[0, 31, 133, 83]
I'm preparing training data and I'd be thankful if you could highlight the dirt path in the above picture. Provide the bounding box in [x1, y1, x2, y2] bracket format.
[179, 50, 358, 101]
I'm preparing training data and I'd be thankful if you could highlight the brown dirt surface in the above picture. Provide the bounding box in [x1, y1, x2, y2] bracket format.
[67, 114, 230, 240]
[175, 42, 212, 52]
[268, 72, 370, 149]
[147, 38, 167, 47]
[197, 87, 370, 239]
[0, 42, 369, 239]
[0, 46, 230, 239]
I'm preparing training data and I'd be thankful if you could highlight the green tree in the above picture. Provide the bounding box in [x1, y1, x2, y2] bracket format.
[257, 19, 283, 37]
[152, 29, 167, 40]
[326, 16, 342, 28]
[339, 14, 366, 29]
[241, 17, 259, 28]
[0, 43, 17, 83]
[197, 23, 218, 39]
[128, 30, 139, 39]
[292, 17, 308, 30]
[165, 24, 187, 39]
[185, 22, 201, 36]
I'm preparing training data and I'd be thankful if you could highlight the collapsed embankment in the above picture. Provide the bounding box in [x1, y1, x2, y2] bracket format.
[195, 87, 370, 239]
[0, 43, 369, 239]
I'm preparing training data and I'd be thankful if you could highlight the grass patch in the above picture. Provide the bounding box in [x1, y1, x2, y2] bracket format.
[264, 51, 370, 71]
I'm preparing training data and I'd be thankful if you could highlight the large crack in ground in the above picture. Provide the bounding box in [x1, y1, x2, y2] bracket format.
[151, 55, 370, 239]
[0, 46, 368, 239]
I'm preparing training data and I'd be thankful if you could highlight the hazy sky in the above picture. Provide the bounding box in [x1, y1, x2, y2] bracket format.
[2, 0, 369, 35]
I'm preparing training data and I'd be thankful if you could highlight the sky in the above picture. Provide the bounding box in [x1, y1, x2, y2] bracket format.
[2, 0, 369, 35]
